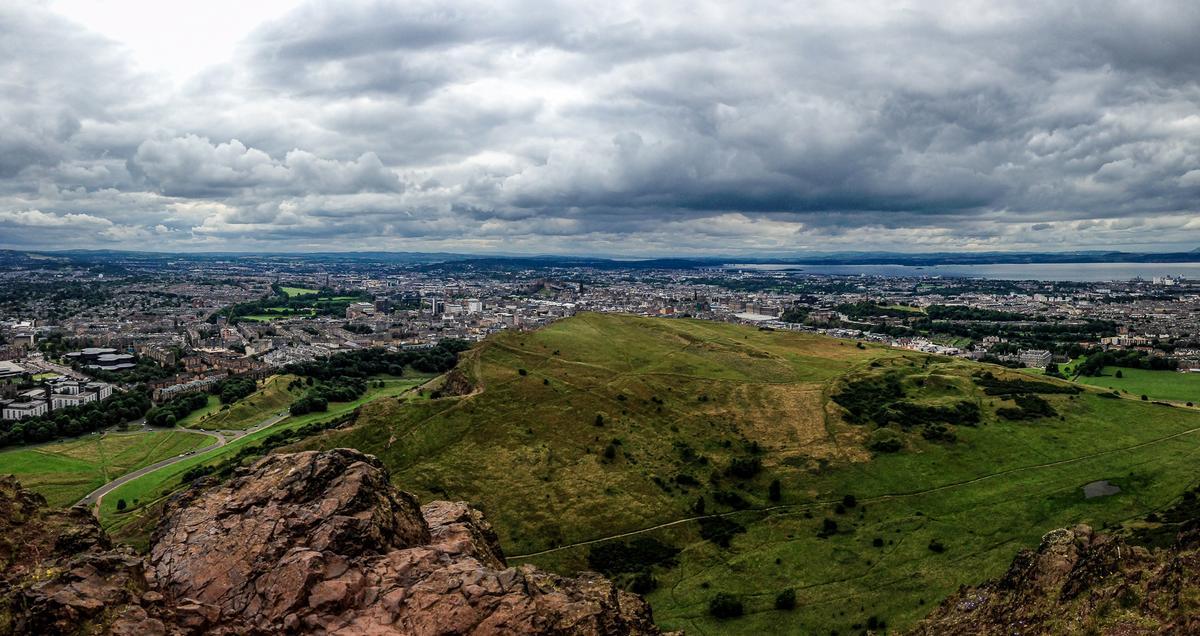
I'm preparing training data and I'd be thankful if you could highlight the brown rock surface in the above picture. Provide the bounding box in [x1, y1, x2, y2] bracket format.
[0, 450, 666, 635]
[911, 522, 1200, 635]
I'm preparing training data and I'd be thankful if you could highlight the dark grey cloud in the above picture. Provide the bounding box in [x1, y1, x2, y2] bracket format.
[2, 0, 1200, 255]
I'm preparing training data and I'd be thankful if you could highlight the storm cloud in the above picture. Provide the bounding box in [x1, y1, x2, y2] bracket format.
[2, 0, 1199, 255]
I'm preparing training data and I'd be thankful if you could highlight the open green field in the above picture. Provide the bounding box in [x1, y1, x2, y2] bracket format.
[240, 311, 315, 322]
[182, 374, 301, 431]
[100, 376, 431, 545]
[280, 286, 319, 297]
[1076, 366, 1200, 404]
[301, 313, 1200, 634]
[0, 430, 210, 507]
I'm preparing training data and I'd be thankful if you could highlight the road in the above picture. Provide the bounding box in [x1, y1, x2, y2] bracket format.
[78, 411, 290, 515]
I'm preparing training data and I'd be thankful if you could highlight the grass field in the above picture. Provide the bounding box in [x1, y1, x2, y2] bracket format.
[1076, 366, 1200, 404]
[280, 286, 318, 297]
[100, 375, 432, 546]
[182, 375, 301, 431]
[0, 430, 210, 507]
[299, 313, 1200, 634]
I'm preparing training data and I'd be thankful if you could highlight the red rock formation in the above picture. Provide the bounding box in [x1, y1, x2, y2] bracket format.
[0, 450, 665, 636]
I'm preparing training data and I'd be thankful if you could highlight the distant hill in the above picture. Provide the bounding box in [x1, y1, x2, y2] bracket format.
[295, 313, 1200, 634]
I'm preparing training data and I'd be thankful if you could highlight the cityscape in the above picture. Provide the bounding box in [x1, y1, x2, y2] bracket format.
[6, 1, 1200, 634]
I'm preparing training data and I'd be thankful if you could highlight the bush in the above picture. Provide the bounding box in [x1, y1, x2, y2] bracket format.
[518, 368, 528, 376]
[699, 517, 746, 547]
[867, 428, 904, 453]
[727, 457, 762, 479]
[116, 498, 127, 511]
[587, 538, 680, 576]
[774, 587, 797, 610]
[769, 479, 781, 502]
[708, 593, 744, 619]
[928, 538, 946, 553]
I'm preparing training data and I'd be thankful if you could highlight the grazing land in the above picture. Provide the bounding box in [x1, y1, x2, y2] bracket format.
[279, 286, 319, 297]
[0, 430, 210, 507]
[99, 376, 431, 547]
[301, 313, 1200, 635]
[1076, 366, 1200, 404]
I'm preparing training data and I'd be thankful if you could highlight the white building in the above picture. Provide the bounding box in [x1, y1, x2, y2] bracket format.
[1, 400, 48, 420]
[1018, 349, 1053, 368]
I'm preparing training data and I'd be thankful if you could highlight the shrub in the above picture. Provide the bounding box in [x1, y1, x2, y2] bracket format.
[708, 593, 744, 619]
[727, 457, 762, 479]
[594, 414, 605, 427]
[769, 479, 781, 502]
[587, 538, 680, 576]
[518, 368, 528, 376]
[928, 538, 946, 553]
[867, 428, 904, 453]
[116, 498, 127, 511]
[699, 517, 746, 547]
[774, 588, 797, 610]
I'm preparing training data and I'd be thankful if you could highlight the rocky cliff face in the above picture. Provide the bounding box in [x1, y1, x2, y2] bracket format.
[911, 522, 1200, 635]
[0, 449, 665, 636]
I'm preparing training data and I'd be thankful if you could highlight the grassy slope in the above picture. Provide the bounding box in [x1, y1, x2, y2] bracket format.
[1077, 366, 1200, 404]
[100, 376, 431, 546]
[280, 286, 318, 297]
[182, 374, 301, 431]
[0, 430, 210, 507]
[307, 313, 1200, 635]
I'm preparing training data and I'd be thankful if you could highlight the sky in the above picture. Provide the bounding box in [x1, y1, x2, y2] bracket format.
[2, 0, 1199, 256]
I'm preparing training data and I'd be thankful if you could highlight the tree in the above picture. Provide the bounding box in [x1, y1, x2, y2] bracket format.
[768, 479, 781, 502]
[594, 414, 605, 427]
[1115, 369, 1124, 378]
[116, 499, 127, 511]
[708, 593, 744, 619]
[774, 588, 797, 610]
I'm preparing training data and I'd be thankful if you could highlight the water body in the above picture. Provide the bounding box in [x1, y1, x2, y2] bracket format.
[724, 262, 1200, 282]
[1083, 480, 1122, 499]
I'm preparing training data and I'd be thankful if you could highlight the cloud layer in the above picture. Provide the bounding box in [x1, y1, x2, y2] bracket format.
[3, 0, 1200, 255]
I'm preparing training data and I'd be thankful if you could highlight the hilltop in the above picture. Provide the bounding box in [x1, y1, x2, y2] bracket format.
[297, 313, 1200, 634]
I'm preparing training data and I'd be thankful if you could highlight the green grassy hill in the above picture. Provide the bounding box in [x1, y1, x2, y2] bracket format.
[1077, 366, 1200, 404]
[0, 430, 210, 507]
[293, 313, 1200, 634]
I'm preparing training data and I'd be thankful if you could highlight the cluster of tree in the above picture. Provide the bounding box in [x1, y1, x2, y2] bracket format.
[289, 376, 368, 416]
[997, 393, 1058, 420]
[925, 305, 1030, 321]
[586, 538, 679, 592]
[0, 389, 151, 447]
[972, 372, 1081, 396]
[915, 319, 1116, 353]
[836, 301, 918, 319]
[832, 374, 907, 424]
[343, 322, 374, 334]
[213, 376, 256, 404]
[215, 286, 372, 323]
[699, 517, 746, 547]
[145, 392, 210, 427]
[779, 305, 809, 324]
[1075, 350, 1178, 376]
[284, 340, 470, 381]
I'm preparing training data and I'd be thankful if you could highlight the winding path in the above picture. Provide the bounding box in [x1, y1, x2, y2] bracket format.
[77, 412, 290, 515]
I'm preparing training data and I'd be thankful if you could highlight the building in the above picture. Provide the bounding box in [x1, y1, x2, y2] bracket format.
[466, 298, 483, 314]
[1018, 349, 1053, 369]
[1, 399, 48, 420]
[48, 379, 111, 410]
[346, 302, 376, 320]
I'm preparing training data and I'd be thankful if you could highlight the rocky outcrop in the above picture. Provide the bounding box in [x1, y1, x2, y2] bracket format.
[0, 450, 665, 635]
[911, 523, 1200, 635]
